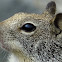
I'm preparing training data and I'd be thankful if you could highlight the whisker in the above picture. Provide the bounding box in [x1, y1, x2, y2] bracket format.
[1, 52, 7, 62]
[0, 50, 4, 55]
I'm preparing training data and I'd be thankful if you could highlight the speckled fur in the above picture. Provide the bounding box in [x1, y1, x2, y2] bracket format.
[0, 1, 62, 62]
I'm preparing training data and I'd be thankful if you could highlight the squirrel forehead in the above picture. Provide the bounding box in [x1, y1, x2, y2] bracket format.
[0, 12, 53, 25]
[0, 1, 56, 26]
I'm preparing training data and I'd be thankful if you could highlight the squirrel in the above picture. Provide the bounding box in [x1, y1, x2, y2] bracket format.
[0, 1, 62, 62]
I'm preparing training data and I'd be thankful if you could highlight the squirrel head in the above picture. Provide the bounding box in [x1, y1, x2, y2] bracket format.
[0, 1, 62, 62]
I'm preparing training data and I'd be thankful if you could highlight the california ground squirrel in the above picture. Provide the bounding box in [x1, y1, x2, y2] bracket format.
[0, 1, 62, 62]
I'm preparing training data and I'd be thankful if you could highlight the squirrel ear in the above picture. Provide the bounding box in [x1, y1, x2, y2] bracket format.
[46, 1, 56, 15]
[54, 13, 62, 30]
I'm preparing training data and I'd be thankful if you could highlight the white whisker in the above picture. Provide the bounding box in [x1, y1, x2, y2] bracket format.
[0, 50, 4, 55]
[1, 52, 7, 62]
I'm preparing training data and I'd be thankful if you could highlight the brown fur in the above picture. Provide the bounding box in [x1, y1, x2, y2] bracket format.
[0, 1, 62, 62]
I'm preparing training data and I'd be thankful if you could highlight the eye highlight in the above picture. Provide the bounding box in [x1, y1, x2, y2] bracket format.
[20, 23, 36, 32]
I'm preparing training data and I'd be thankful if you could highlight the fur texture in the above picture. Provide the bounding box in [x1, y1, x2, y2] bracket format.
[0, 1, 62, 62]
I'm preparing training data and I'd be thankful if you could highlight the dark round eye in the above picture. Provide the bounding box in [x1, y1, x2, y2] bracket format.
[21, 23, 36, 32]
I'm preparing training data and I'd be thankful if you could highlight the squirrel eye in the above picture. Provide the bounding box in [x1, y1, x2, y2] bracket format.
[21, 23, 36, 32]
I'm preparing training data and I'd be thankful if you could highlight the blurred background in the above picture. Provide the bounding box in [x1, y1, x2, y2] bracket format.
[0, 0, 62, 62]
